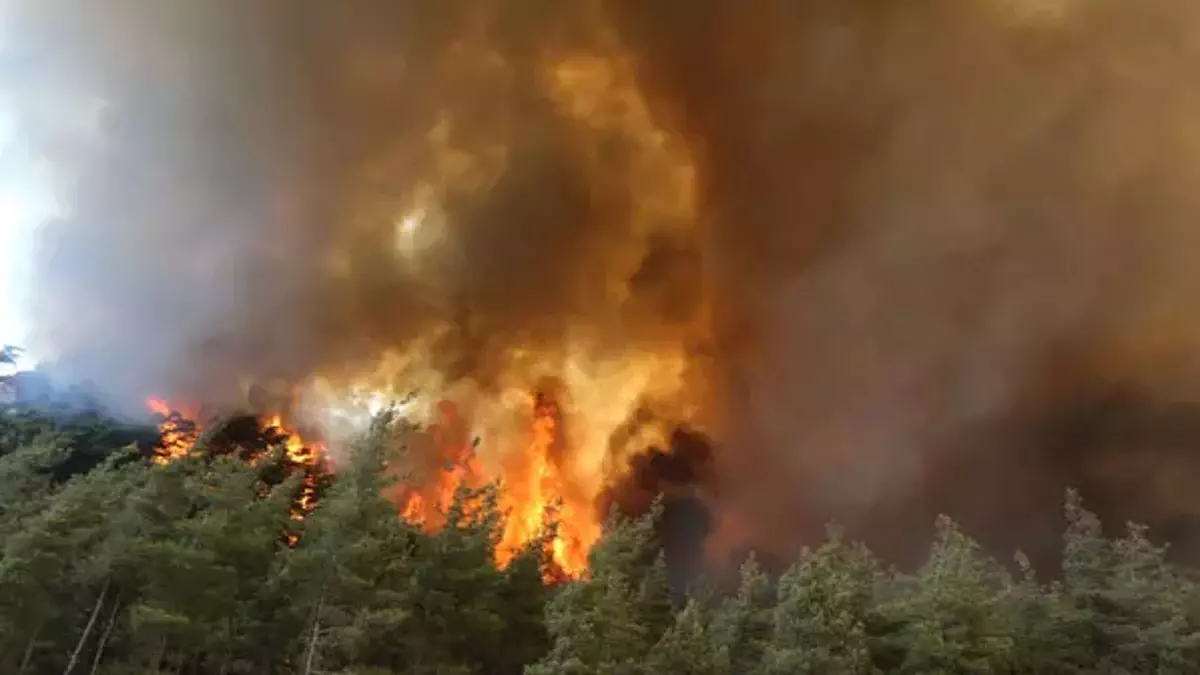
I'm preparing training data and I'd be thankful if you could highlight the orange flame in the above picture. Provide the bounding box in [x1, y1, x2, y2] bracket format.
[147, 387, 611, 580]
[146, 397, 198, 465]
[145, 400, 326, 526]
[263, 414, 326, 518]
[396, 394, 601, 579]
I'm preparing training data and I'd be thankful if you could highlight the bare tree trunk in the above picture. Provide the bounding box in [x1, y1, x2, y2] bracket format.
[302, 596, 324, 675]
[88, 599, 121, 675]
[17, 622, 41, 674]
[151, 636, 169, 673]
[64, 579, 110, 675]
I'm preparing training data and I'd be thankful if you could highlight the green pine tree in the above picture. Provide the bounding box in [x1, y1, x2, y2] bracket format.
[0, 446, 143, 673]
[279, 411, 421, 675]
[706, 553, 773, 674]
[995, 550, 1092, 674]
[1061, 489, 1200, 674]
[876, 516, 1012, 674]
[527, 503, 672, 675]
[757, 527, 879, 675]
[647, 600, 723, 675]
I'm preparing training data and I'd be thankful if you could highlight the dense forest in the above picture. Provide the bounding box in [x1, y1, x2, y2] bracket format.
[1, 362, 1199, 675]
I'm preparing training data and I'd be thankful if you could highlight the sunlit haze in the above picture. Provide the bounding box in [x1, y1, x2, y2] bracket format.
[0, 109, 56, 371]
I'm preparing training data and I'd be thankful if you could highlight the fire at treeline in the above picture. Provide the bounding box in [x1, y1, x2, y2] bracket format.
[4, 351, 1200, 675]
[9, 0, 1200, 671]
[15, 0, 1200, 571]
[2, 359, 719, 581]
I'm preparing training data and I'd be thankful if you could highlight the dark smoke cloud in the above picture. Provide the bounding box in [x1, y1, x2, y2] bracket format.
[611, 0, 1200, 563]
[11, 0, 1200, 564]
[9, 0, 708, 414]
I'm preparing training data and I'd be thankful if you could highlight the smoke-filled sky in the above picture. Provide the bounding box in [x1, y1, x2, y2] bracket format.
[0, 108, 55, 370]
[10, 0, 1200, 564]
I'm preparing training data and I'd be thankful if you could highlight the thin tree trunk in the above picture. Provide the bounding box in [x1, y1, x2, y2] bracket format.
[151, 636, 168, 673]
[302, 596, 324, 675]
[89, 599, 121, 675]
[18, 638, 35, 673]
[64, 579, 110, 675]
[17, 622, 41, 674]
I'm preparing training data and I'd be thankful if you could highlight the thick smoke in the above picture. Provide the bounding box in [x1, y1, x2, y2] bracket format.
[605, 0, 1200, 564]
[11, 0, 1200, 565]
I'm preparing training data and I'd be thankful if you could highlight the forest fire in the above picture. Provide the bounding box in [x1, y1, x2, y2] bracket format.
[285, 330, 701, 579]
[495, 395, 591, 573]
[80, 0, 716, 582]
[37, 0, 714, 583]
[265, 413, 325, 514]
[16, 1, 1200, 633]
[146, 398, 326, 521]
[391, 393, 602, 578]
[146, 398, 199, 465]
[145, 386, 630, 578]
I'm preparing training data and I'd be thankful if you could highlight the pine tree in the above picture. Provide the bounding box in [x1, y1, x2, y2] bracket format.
[0, 435, 69, 537]
[397, 482, 549, 674]
[494, 519, 556, 674]
[1107, 522, 1200, 673]
[1061, 490, 1200, 674]
[0, 446, 143, 673]
[0, 345, 20, 392]
[183, 452, 300, 674]
[995, 550, 1092, 674]
[279, 412, 421, 675]
[526, 503, 672, 675]
[876, 516, 1012, 674]
[757, 527, 879, 675]
[646, 600, 722, 675]
[707, 554, 773, 674]
[90, 443, 299, 673]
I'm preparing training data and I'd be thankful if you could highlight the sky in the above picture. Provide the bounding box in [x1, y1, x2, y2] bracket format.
[0, 6, 55, 374]
[0, 108, 56, 372]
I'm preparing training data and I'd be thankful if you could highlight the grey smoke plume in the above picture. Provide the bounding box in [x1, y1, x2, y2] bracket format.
[11, 0, 1200, 561]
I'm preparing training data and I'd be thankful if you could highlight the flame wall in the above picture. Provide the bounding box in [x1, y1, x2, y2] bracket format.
[12, 0, 1200, 565]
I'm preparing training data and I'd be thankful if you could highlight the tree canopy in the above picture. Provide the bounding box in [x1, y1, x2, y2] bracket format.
[1, 399, 1199, 674]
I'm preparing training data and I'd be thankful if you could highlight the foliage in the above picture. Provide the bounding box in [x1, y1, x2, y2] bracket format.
[2, 409, 1200, 674]
[526, 502, 672, 675]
